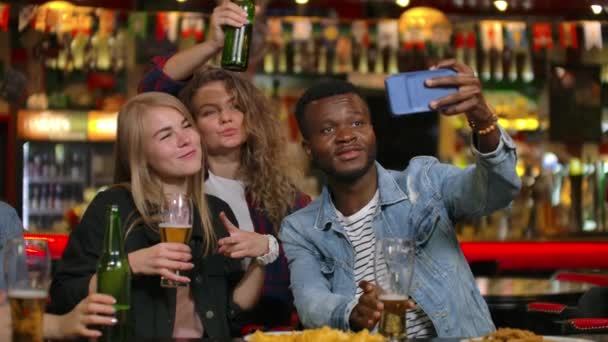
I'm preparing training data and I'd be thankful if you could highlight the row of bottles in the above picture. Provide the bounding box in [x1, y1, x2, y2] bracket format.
[27, 149, 85, 181]
[24, 144, 88, 232]
[35, 26, 128, 73]
[29, 184, 84, 213]
[258, 37, 538, 84]
[261, 40, 414, 75]
[459, 155, 608, 241]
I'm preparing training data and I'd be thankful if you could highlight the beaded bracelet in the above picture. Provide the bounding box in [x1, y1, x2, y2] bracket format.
[468, 115, 498, 136]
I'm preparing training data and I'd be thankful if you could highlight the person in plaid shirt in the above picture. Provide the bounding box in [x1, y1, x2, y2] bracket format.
[138, 1, 311, 334]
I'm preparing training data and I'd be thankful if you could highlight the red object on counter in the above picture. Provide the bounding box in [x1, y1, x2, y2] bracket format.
[24, 233, 69, 260]
[527, 302, 567, 314]
[568, 318, 608, 330]
[553, 272, 608, 286]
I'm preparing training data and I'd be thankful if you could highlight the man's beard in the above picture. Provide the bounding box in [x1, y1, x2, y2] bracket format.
[315, 145, 377, 183]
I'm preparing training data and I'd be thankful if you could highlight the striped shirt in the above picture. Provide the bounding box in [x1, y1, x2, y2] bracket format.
[333, 191, 436, 338]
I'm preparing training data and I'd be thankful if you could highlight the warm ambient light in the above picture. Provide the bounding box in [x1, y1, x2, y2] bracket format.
[591, 4, 603, 14]
[396, 0, 410, 7]
[42, 1, 74, 10]
[176, 0, 188, 2]
[295, 0, 309, 4]
[493, 0, 508, 11]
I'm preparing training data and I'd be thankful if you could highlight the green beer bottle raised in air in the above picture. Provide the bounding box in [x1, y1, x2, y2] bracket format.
[97, 205, 131, 341]
[221, 0, 255, 71]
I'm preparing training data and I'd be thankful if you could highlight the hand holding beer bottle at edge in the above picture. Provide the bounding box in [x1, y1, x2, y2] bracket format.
[96, 205, 131, 340]
[211, 0, 255, 72]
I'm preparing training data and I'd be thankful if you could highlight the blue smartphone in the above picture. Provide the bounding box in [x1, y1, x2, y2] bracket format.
[385, 68, 458, 116]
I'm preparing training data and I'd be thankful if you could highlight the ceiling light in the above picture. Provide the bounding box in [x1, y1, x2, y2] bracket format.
[493, 0, 508, 11]
[176, 0, 187, 2]
[295, 0, 309, 4]
[591, 4, 603, 14]
[396, 0, 410, 7]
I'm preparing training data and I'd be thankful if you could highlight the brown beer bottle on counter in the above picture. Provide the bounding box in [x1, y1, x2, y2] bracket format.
[97, 205, 131, 341]
[221, 0, 255, 72]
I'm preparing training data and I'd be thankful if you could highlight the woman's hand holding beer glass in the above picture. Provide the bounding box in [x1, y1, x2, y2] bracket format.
[158, 193, 194, 287]
[4, 238, 51, 342]
[124, 193, 195, 287]
[127, 242, 194, 284]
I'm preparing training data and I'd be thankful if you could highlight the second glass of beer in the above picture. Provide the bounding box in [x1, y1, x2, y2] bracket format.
[4, 238, 51, 342]
[374, 238, 415, 341]
[159, 193, 193, 288]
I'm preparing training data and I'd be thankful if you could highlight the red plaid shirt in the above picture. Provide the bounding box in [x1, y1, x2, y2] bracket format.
[138, 55, 188, 97]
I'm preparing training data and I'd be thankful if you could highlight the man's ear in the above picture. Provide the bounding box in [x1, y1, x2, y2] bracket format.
[301, 139, 312, 159]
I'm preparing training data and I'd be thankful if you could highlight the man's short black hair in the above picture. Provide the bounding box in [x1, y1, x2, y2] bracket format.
[294, 79, 363, 138]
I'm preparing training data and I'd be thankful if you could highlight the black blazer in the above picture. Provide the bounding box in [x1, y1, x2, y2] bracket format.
[48, 187, 243, 339]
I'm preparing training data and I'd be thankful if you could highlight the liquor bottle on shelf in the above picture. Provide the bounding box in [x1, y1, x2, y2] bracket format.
[70, 152, 83, 180]
[304, 37, 316, 73]
[358, 44, 368, 74]
[365, 40, 376, 74]
[30, 185, 39, 211]
[48, 153, 57, 179]
[374, 46, 384, 74]
[493, 49, 504, 81]
[507, 48, 517, 82]
[263, 43, 275, 74]
[278, 43, 288, 73]
[351, 41, 361, 73]
[48, 184, 56, 210]
[480, 49, 490, 81]
[39, 185, 48, 210]
[293, 41, 302, 74]
[41, 153, 50, 178]
[317, 45, 327, 74]
[285, 40, 295, 74]
[387, 46, 399, 74]
[54, 184, 63, 211]
[522, 52, 534, 82]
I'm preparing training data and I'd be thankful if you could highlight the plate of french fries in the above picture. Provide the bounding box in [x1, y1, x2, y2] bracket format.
[462, 328, 594, 342]
[244, 326, 386, 342]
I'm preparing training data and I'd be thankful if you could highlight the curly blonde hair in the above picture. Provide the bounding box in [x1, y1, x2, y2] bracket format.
[179, 67, 299, 230]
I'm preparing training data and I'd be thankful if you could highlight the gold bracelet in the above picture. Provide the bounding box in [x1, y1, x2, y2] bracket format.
[468, 115, 498, 136]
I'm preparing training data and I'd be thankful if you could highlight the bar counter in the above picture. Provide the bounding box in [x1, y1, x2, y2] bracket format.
[25, 232, 608, 272]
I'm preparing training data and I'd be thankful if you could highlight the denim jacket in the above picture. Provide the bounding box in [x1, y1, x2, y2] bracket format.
[279, 128, 521, 338]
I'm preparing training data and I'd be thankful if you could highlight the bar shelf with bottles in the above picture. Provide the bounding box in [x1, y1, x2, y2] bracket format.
[17, 109, 117, 232]
[24, 143, 88, 231]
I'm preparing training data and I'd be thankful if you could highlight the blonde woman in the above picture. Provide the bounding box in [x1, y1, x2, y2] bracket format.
[139, 1, 311, 332]
[48, 92, 264, 339]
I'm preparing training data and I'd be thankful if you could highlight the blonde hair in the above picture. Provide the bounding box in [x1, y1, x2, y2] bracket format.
[179, 67, 299, 230]
[113, 92, 215, 254]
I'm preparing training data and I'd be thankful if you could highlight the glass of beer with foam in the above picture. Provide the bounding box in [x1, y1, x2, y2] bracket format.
[159, 193, 193, 288]
[4, 238, 51, 342]
[374, 238, 415, 341]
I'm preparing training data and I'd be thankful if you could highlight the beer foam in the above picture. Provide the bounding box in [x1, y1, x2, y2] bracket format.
[379, 294, 408, 301]
[8, 289, 47, 299]
[158, 223, 192, 229]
